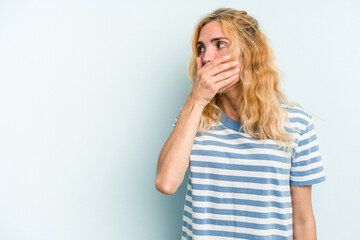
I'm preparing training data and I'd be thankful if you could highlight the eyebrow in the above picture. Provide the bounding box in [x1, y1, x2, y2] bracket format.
[196, 37, 229, 46]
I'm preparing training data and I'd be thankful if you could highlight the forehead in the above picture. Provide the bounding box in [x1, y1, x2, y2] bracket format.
[198, 20, 227, 41]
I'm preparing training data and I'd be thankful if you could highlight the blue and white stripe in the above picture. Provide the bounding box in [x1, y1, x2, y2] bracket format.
[172, 103, 326, 239]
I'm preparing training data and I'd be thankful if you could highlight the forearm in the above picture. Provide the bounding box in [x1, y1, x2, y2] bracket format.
[293, 219, 316, 240]
[155, 94, 205, 195]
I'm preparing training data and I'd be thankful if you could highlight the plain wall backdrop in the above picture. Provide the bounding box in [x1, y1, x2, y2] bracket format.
[0, 0, 359, 239]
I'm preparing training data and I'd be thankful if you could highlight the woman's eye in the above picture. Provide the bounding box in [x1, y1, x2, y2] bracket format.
[218, 42, 226, 49]
[198, 46, 205, 53]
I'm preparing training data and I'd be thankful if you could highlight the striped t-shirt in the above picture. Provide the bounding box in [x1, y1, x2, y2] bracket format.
[171, 103, 326, 240]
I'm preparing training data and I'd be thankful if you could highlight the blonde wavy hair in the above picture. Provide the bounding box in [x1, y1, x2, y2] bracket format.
[188, 8, 298, 152]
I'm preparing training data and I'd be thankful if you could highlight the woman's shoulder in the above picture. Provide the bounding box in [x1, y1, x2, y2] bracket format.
[280, 102, 314, 132]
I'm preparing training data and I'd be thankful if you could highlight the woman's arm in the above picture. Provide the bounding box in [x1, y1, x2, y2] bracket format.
[155, 95, 204, 195]
[155, 55, 239, 195]
[290, 185, 317, 240]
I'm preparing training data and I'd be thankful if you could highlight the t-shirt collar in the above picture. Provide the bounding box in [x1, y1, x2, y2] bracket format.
[220, 110, 243, 132]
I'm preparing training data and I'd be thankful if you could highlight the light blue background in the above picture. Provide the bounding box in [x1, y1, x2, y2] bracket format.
[0, 0, 359, 239]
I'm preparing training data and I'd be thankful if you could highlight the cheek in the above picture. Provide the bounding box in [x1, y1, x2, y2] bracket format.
[217, 49, 228, 58]
[220, 45, 230, 53]
[217, 47, 227, 55]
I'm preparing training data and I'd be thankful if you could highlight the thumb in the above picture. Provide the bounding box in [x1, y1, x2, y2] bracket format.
[196, 57, 203, 72]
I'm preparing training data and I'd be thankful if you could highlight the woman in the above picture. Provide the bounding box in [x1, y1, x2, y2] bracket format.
[155, 8, 326, 240]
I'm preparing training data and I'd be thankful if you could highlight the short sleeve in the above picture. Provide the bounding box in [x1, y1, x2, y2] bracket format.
[171, 106, 183, 131]
[290, 115, 326, 186]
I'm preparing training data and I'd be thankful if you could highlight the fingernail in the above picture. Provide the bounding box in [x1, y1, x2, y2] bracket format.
[225, 55, 230, 59]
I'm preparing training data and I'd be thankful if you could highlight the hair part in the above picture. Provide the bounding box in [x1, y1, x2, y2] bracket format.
[187, 8, 299, 152]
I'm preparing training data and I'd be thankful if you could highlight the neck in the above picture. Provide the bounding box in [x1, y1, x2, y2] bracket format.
[220, 87, 241, 122]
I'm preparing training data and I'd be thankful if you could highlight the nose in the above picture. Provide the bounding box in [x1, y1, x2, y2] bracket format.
[202, 47, 217, 65]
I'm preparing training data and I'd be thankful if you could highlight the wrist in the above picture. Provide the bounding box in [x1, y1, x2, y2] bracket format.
[188, 92, 207, 109]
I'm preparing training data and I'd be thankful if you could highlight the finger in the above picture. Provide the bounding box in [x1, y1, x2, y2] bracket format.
[207, 60, 239, 77]
[215, 74, 239, 92]
[211, 66, 240, 83]
[196, 57, 203, 72]
[202, 55, 231, 71]
[219, 77, 240, 93]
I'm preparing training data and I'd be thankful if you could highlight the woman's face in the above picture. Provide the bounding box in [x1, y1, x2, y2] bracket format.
[196, 20, 232, 66]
